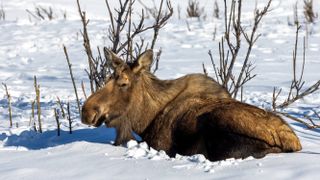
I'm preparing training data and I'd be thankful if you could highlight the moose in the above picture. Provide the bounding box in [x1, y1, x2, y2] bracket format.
[81, 49, 301, 161]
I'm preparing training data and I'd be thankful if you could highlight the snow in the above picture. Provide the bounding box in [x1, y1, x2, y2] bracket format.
[0, 0, 320, 179]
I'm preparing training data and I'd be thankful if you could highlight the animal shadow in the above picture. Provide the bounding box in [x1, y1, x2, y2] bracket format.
[1, 127, 117, 150]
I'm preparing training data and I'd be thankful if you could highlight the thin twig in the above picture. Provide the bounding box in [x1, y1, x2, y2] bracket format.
[304, 0, 317, 23]
[313, 110, 320, 120]
[56, 96, 66, 118]
[233, 0, 272, 98]
[150, 0, 173, 50]
[278, 111, 320, 129]
[33, 121, 37, 132]
[67, 102, 72, 134]
[54, 108, 60, 136]
[211, 0, 272, 98]
[30, 100, 35, 126]
[34, 76, 42, 133]
[25, 9, 42, 21]
[77, 0, 95, 93]
[81, 81, 88, 99]
[0, 3, 5, 21]
[63, 45, 81, 116]
[153, 48, 162, 73]
[202, 63, 208, 76]
[2, 83, 12, 128]
[208, 50, 220, 84]
[276, 24, 320, 108]
[272, 87, 282, 111]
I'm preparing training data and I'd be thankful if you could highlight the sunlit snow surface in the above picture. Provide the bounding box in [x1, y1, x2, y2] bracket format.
[0, 0, 320, 179]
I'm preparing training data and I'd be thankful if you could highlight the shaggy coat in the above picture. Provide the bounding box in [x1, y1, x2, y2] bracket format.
[81, 49, 301, 161]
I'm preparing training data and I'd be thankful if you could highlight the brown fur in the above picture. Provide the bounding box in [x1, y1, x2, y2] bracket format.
[81, 49, 301, 161]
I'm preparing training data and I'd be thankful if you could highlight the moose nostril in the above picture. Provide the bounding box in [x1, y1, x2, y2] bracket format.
[82, 110, 97, 124]
[81, 104, 103, 125]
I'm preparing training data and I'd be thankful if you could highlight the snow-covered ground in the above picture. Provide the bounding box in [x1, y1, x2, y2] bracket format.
[0, 0, 319, 179]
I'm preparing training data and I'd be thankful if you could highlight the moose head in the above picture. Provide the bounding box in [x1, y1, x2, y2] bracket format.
[81, 49, 154, 129]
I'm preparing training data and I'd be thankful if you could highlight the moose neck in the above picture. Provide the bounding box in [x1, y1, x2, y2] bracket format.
[128, 72, 185, 134]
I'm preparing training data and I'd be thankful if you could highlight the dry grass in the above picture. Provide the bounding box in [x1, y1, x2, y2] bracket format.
[0, 3, 5, 20]
[187, 0, 204, 18]
[304, 0, 318, 23]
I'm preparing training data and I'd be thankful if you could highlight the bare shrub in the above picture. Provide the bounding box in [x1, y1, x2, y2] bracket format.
[54, 108, 61, 136]
[63, 45, 81, 115]
[26, 5, 53, 21]
[62, 10, 67, 20]
[304, 0, 318, 23]
[272, 25, 320, 109]
[76, 0, 173, 93]
[29, 100, 35, 127]
[209, 0, 272, 99]
[271, 25, 320, 129]
[26, 5, 67, 21]
[287, 2, 299, 26]
[34, 76, 42, 133]
[212, 25, 217, 40]
[2, 83, 12, 128]
[177, 4, 181, 19]
[56, 97, 66, 118]
[67, 102, 72, 134]
[187, 0, 204, 18]
[0, 3, 5, 20]
[294, 2, 299, 25]
[138, 0, 167, 20]
[213, 0, 220, 19]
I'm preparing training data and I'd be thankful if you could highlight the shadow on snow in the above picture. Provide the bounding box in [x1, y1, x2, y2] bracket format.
[1, 127, 117, 150]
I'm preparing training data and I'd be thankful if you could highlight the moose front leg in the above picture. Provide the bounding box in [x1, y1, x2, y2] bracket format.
[106, 118, 135, 146]
[114, 126, 135, 146]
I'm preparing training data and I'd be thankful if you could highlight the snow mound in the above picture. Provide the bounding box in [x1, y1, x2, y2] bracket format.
[125, 140, 170, 160]
[174, 153, 252, 173]
[124, 140, 253, 173]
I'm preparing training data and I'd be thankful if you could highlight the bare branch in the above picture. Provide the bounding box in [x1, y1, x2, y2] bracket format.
[56, 96, 66, 118]
[34, 76, 42, 133]
[2, 83, 12, 128]
[233, 0, 272, 98]
[77, 0, 95, 93]
[54, 108, 61, 136]
[202, 63, 208, 76]
[81, 81, 88, 100]
[187, 0, 204, 18]
[67, 102, 72, 134]
[152, 48, 162, 74]
[63, 45, 81, 116]
[209, 0, 272, 99]
[272, 87, 282, 111]
[208, 50, 220, 84]
[304, 0, 318, 23]
[278, 112, 320, 129]
[277, 24, 320, 108]
[77, 0, 173, 93]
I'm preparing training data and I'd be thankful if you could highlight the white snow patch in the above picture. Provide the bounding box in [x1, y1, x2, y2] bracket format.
[0, 0, 320, 179]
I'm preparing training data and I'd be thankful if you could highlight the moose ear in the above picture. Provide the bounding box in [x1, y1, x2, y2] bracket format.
[104, 48, 124, 69]
[133, 49, 153, 73]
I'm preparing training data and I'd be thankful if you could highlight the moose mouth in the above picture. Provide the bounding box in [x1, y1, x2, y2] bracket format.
[90, 113, 105, 127]
[90, 113, 120, 127]
[82, 105, 120, 127]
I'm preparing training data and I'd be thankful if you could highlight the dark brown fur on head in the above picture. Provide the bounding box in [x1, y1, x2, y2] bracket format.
[81, 49, 301, 161]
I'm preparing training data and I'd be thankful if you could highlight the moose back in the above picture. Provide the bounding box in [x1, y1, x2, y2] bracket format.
[81, 49, 301, 161]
